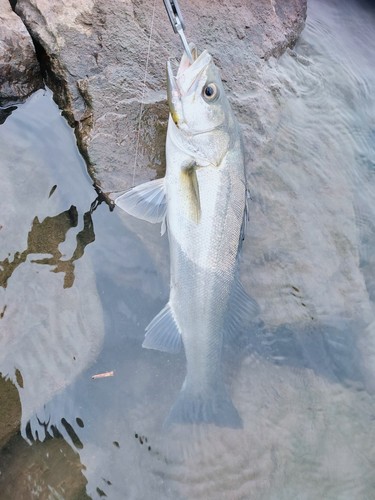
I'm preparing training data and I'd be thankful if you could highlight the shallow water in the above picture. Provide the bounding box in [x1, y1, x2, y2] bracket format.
[1, 0, 375, 498]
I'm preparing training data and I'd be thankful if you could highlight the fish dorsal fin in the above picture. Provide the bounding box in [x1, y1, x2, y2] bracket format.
[115, 178, 167, 227]
[239, 188, 250, 249]
[143, 302, 182, 353]
[225, 278, 259, 340]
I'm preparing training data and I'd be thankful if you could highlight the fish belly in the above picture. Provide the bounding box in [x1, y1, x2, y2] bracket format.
[168, 164, 245, 390]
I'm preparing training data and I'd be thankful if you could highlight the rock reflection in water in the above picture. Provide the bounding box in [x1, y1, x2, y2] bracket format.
[0, 205, 95, 289]
[0, 89, 105, 442]
[0, 105, 17, 125]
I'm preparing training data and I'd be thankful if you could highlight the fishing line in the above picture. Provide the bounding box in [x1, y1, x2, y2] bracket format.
[132, 0, 157, 187]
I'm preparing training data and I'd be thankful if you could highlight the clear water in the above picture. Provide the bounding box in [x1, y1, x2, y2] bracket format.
[1, 0, 375, 498]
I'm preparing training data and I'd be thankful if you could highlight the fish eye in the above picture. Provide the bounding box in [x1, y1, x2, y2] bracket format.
[202, 83, 219, 102]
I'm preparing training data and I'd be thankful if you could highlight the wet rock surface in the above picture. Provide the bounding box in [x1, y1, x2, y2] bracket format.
[13, 0, 307, 194]
[0, 0, 42, 104]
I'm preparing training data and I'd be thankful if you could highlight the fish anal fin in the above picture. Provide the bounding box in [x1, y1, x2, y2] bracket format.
[143, 302, 182, 353]
[225, 278, 259, 340]
[115, 178, 167, 228]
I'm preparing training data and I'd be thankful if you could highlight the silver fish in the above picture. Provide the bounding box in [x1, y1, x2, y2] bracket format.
[116, 46, 257, 427]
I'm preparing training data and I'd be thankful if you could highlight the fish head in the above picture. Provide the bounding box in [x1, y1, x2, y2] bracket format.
[167, 45, 236, 164]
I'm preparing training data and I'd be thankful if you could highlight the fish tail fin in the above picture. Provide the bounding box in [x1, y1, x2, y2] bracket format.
[164, 382, 242, 429]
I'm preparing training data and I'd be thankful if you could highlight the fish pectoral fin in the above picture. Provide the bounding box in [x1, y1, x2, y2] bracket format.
[225, 278, 259, 340]
[115, 178, 167, 230]
[143, 302, 182, 353]
[181, 164, 201, 223]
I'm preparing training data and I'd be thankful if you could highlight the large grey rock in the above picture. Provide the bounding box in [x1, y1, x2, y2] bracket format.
[14, 0, 307, 194]
[0, 0, 42, 104]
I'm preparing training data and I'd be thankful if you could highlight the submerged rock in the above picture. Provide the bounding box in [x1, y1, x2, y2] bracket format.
[0, 376, 21, 449]
[14, 0, 307, 193]
[0, 0, 43, 104]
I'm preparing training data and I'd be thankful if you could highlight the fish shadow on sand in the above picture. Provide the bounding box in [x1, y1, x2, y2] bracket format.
[223, 314, 366, 401]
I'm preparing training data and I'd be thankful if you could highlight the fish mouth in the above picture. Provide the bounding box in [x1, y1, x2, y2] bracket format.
[167, 45, 212, 127]
[166, 59, 182, 126]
